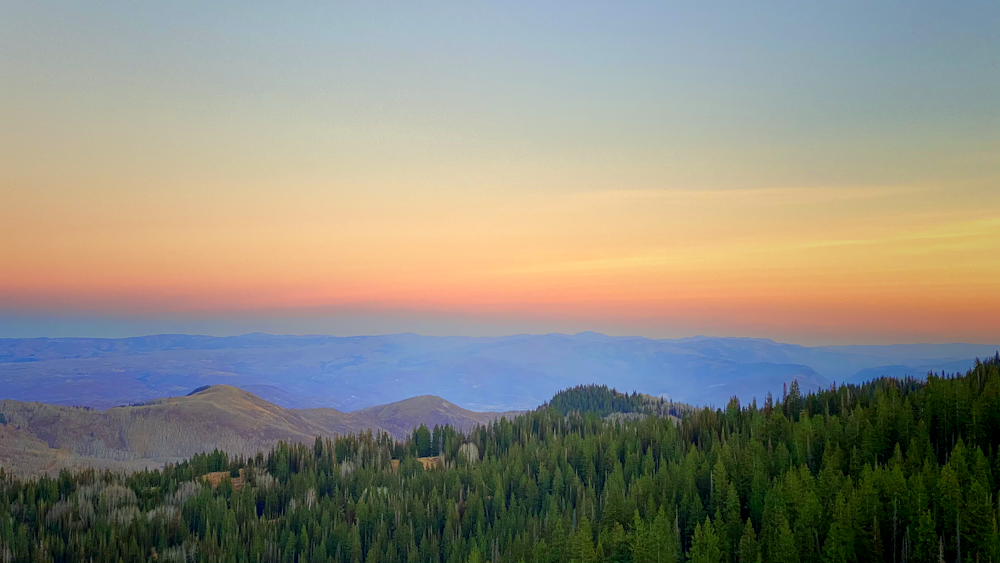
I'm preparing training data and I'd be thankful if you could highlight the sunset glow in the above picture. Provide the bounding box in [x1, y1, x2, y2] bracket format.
[2, 1, 998, 343]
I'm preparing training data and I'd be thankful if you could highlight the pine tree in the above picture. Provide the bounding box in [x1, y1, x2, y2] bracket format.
[688, 517, 723, 563]
[722, 483, 742, 559]
[769, 517, 795, 563]
[631, 509, 653, 563]
[414, 425, 433, 457]
[786, 379, 803, 421]
[786, 466, 821, 563]
[599, 522, 630, 563]
[937, 464, 961, 561]
[649, 506, 679, 563]
[911, 510, 936, 563]
[550, 516, 570, 563]
[738, 519, 761, 563]
[823, 492, 855, 563]
[603, 465, 630, 528]
[961, 480, 992, 562]
[571, 516, 597, 563]
[989, 515, 1000, 563]
[711, 457, 729, 513]
[532, 538, 549, 563]
[760, 486, 787, 562]
[868, 514, 884, 563]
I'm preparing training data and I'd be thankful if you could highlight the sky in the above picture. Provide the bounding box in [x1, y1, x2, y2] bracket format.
[1, 1, 998, 345]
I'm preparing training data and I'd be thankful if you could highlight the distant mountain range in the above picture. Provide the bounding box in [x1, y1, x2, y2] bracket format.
[0, 385, 515, 475]
[0, 332, 996, 411]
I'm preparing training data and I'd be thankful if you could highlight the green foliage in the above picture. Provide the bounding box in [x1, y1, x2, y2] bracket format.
[545, 384, 681, 417]
[1, 354, 998, 562]
[571, 516, 597, 562]
[413, 423, 432, 457]
[912, 510, 937, 563]
[688, 517, 723, 563]
[546, 384, 643, 416]
[738, 518, 761, 563]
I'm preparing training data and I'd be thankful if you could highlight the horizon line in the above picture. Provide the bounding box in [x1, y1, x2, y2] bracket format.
[3, 330, 998, 349]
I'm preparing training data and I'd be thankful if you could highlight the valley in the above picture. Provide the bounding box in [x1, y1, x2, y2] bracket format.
[1, 332, 994, 411]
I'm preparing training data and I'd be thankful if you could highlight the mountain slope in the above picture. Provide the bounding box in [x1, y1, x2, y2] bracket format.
[338, 395, 519, 439]
[0, 386, 327, 464]
[0, 386, 515, 475]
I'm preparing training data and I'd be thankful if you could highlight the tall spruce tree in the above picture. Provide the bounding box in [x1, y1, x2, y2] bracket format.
[689, 517, 723, 563]
[738, 519, 761, 563]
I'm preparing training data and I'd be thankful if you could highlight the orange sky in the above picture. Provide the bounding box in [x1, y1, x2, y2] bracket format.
[4, 178, 998, 343]
[1, 2, 998, 343]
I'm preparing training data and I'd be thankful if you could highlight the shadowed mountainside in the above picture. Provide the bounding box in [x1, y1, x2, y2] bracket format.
[0, 385, 516, 475]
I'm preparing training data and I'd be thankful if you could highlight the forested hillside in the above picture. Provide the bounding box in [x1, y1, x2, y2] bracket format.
[545, 384, 690, 418]
[1, 355, 999, 562]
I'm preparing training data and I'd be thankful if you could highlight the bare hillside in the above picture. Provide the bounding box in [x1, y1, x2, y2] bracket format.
[0, 386, 519, 476]
[336, 395, 521, 439]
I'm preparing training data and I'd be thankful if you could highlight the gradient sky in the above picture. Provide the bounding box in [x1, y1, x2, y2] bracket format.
[2, 1, 998, 344]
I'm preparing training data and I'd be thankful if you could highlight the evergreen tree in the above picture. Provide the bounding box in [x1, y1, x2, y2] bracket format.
[414, 425, 433, 457]
[722, 483, 743, 559]
[550, 516, 571, 563]
[631, 509, 653, 563]
[823, 492, 856, 563]
[769, 517, 796, 563]
[571, 516, 597, 563]
[738, 519, 761, 563]
[786, 379, 803, 421]
[605, 521, 631, 563]
[688, 517, 723, 563]
[760, 486, 787, 562]
[911, 510, 936, 563]
[962, 480, 992, 562]
[649, 506, 679, 563]
[937, 464, 962, 561]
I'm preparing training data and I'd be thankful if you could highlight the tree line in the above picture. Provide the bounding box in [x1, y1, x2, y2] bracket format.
[1, 353, 999, 562]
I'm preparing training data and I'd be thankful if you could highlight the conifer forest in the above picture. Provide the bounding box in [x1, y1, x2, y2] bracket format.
[2, 355, 999, 563]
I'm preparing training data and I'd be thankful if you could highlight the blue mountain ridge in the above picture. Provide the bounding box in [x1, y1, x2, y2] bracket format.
[0, 333, 996, 411]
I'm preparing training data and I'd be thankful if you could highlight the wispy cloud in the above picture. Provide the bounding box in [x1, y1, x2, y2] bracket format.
[488, 216, 999, 277]
[571, 185, 928, 206]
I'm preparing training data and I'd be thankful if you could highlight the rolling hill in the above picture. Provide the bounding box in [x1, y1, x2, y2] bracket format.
[334, 395, 521, 440]
[0, 385, 516, 476]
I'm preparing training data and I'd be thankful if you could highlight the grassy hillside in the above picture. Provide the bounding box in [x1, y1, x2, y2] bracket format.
[339, 394, 520, 439]
[0, 386, 514, 475]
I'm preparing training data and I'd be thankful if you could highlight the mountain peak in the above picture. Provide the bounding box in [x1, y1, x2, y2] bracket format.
[182, 384, 259, 401]
[358, 394, 457, 415]
[161, 384, 285, 415]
